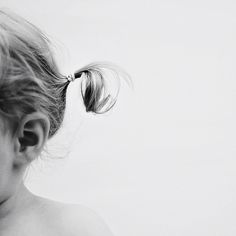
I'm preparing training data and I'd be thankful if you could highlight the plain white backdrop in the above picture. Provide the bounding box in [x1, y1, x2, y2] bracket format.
[1, 0, 236, 235]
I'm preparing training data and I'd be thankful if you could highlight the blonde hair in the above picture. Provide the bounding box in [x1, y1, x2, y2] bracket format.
[0, 10, 131, 138]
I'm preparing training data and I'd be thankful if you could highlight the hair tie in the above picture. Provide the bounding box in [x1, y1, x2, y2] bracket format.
[67, 73, 75, 82]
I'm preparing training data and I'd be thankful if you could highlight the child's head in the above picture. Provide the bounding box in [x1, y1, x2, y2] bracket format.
[0, 10, 123, 137]
[0, 9, 129, 203]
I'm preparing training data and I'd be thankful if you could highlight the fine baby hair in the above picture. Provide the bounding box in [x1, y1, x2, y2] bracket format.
[0, 9, 130, 140]
[0, 8, 132, 236]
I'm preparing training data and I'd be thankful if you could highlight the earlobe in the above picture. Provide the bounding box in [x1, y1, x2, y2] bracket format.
[14, 112, 50, 164]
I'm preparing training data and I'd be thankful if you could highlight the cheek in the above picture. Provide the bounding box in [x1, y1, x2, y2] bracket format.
[0, 138, 14, 167]
[0, 118, 18, 195]
[0, 139, 15, 197]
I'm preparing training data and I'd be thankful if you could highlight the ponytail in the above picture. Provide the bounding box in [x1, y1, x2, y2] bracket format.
[69, 62, 132, 114]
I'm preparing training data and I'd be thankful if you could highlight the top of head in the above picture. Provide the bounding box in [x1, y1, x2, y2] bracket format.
[0, 9, 130, 140]
[0, 9, 66, 138]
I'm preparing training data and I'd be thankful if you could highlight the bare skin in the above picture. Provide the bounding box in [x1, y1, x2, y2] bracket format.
[0, 113, 113, 236]
[0, 185, 113, 236]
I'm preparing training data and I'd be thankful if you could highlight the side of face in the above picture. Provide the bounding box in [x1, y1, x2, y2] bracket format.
[0, 119, 19, 203]
[0, 112, 50, 203]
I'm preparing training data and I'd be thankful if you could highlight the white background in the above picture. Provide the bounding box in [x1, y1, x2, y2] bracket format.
[1, 0, 236, 235]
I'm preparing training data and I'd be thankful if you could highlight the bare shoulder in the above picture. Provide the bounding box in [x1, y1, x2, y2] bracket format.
[62, 204, 113, 236]
[34, 197, 113, 236]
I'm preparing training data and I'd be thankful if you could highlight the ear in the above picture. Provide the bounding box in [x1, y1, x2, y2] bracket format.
[14, 112, 50, 165]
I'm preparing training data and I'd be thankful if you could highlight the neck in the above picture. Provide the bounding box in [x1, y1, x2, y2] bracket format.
[0, 183, 35, 221]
